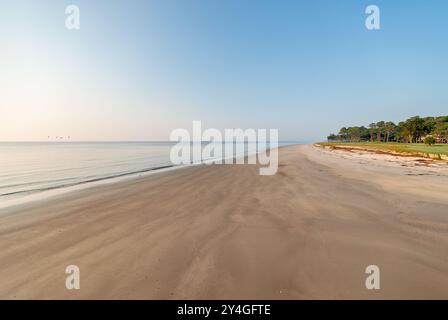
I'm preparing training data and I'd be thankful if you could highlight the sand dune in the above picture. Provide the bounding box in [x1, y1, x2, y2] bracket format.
[1, 144, 448, 299]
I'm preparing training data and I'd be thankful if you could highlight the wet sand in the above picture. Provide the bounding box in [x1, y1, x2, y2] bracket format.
[1, 144, 448, 299]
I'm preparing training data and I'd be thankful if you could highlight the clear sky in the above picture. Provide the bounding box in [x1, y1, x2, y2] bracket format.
[1, 0, 447, 141]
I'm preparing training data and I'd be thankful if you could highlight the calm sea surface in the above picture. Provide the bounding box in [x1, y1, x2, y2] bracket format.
[0, 141, 297, 208]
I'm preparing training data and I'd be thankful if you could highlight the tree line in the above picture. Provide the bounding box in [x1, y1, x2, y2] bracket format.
[327, 116, 448, 144]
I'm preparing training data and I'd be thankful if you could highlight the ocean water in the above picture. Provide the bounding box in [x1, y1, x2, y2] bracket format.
[0, 141, 295, 209]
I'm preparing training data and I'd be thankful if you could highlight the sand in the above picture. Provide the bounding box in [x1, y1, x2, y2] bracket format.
[1, 144, 448, 299]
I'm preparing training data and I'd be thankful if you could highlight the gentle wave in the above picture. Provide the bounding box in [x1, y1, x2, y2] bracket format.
[0, 164, 175, 198]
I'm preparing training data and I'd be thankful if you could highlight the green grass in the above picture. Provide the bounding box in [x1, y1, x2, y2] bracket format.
[318, 142, 448, 156]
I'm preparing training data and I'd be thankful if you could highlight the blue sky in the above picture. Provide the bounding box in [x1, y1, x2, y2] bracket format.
[1, 0, 447, 141]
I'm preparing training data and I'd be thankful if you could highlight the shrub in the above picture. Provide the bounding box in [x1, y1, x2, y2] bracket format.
[424, 136, 436, 146]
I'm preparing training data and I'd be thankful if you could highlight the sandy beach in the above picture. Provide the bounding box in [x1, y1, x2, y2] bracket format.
[1, 144, 448, 299]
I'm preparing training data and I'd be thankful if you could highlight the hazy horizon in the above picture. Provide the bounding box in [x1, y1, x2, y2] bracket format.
[1, 0, 447, 141]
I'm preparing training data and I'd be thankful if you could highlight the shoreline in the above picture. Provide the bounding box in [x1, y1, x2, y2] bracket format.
[0, 144, 294, 212]
[1, 144, 448, 299]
